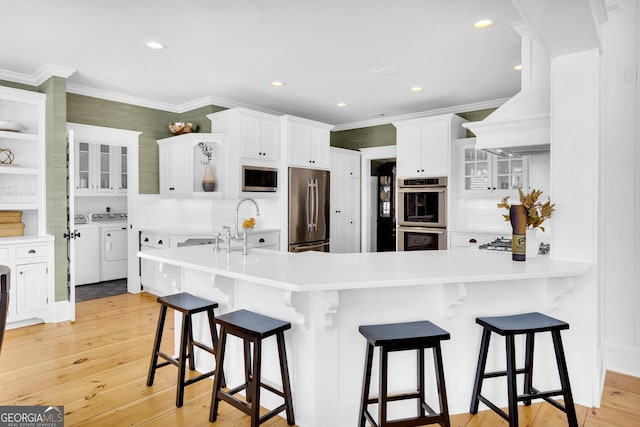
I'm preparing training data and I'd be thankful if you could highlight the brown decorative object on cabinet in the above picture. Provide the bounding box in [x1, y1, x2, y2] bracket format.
[168, 122, 198, 135]
[0, 148, 14, 164]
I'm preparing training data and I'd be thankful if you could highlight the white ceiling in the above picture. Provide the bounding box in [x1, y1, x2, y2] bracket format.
[0, 0, 524, 127]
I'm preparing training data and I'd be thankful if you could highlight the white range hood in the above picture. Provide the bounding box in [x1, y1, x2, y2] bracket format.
[463, 21, 551, 156]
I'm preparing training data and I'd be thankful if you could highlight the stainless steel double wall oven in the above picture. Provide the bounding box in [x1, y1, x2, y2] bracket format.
[397, 176, 447, 251]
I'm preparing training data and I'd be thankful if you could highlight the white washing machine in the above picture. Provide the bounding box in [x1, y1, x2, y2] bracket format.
[73, 214, 100, 285]
[91, 212, 128, 282]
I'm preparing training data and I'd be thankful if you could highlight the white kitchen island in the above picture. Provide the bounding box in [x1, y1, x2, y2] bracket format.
[138, 246, 591, 427]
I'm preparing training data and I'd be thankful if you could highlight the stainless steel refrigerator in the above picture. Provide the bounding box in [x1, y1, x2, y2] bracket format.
[288, 167, 330, 252]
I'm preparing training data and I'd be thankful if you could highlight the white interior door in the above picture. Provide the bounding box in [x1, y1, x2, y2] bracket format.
[66, 129, 77, 321]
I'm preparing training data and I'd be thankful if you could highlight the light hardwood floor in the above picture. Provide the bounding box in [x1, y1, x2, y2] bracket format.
[0, 292, 638, 426]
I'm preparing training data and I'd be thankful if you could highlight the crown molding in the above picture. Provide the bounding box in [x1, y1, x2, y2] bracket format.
[177, 95, 284, 116]
[0, 64, 75, 86]
[331, 98, 510, 131]
[67, 84, 182, 112]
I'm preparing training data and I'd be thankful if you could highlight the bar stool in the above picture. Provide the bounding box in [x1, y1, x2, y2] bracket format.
[470, 312, 578, 427]
[146, 292, 224, 407]
[209, 309, 295, 427]
[358, 320, 451, 427]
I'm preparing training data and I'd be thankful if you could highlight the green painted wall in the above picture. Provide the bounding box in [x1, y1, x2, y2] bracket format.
[39, 77, 69, 301]
[330, 109, 496, 150]
[330, 124, 396, 150]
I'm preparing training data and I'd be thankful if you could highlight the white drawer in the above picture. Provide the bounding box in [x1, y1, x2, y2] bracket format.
[449, 231, 506, 250]
[15, 244, 49, 259]
[0, 247, 9, 261]
[140, 232, 170, 249]
[247, 231, 279, 248]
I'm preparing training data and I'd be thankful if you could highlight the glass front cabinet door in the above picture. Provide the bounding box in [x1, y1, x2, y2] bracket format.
[460, 140, 528, 195]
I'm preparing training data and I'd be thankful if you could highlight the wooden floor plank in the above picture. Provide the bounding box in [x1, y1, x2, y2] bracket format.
[0, 292, 637, 427]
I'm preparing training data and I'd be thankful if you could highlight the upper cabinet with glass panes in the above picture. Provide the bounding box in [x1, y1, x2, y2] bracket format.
[460, 139, 528, 195]
[75, 142, 127, 195]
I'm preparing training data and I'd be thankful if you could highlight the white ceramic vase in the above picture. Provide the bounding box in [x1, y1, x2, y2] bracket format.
[202, 160, 216, 192]
[526, 228, 539, 258]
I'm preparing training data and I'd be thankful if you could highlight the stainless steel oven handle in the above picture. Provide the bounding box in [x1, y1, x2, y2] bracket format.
[398, 187, 446, 193]
[397, 226, 445, 234]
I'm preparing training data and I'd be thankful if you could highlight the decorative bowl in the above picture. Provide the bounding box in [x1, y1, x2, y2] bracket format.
[168, 122, 197, 135]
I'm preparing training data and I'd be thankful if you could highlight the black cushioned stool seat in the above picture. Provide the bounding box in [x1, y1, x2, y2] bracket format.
[209, 309, 295, 427]
[470, 312, 578, 427]
[146, 292, 223, 407]
[358, 320, 451, 427]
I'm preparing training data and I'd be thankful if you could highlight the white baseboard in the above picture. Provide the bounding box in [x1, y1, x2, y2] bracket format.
[604, 341, 640, 377]
[54, 300, 73, 323]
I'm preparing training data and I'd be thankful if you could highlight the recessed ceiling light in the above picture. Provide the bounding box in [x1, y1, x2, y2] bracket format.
[473, 19, 494, 29]
[146, 41, 166, 50]
[513, 64, 523, 71]
[410, 86, 423, 92]
[336, 102, 347, 107]
[271, 81, 285, 87]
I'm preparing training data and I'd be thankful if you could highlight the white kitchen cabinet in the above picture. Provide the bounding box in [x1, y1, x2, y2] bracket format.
[330, 148, 361, 253]
[75, 142, 128, 194]
[448, 230, 508, 250]
[282, 115, 332, 169]
[68, 124, 139, 197]
[208, 107, 280, 163]
[157, 133, 226, 197]
[394, 114, 467, 178]
[1, 238, 55, 325]
[15, 261, 48, 315]
[459, 138, 529, 195]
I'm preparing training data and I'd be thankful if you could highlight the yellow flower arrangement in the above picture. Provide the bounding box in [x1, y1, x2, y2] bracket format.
[242, 217, 256, 230]
[497, 189, 555, 231]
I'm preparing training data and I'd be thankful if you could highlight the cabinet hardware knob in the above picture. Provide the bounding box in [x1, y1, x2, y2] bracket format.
[19, 271, 23, 275]
[158, 240, 163, 245]
[259, 238, 265, 243]
[28, 249, 36, 254]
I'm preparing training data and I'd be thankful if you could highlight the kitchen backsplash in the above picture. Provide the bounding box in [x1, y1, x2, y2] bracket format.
[75, 196, 127, 214]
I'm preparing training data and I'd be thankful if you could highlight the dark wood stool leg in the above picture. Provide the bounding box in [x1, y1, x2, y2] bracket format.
[505, 335, 519, 427]
[470, 328, 491, 413]
[433, 343, 451, 427]
[552, 330, 579, 427]
[418, 347, 426, 418]
[176, 312, 191, 407]
[250, 338, 262, 427]
[359, 342, 374, 427]
[209, 325, 228, 422]
[276, 332, 295, 425]
[523, 332, 535, 405]
[146, 304, 167, 386]
[244, 339, 253, 403]
[379, 346, 389, 426]
[207, 309, 225, 387]
[187, 313, 196, 370]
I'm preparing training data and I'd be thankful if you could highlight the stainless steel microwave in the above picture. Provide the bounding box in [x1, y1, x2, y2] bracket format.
[242, 165, 278, 192]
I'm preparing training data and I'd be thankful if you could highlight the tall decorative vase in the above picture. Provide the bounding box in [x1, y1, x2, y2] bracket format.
[526, 228, 539, 259]
[202, 160, 216, 192]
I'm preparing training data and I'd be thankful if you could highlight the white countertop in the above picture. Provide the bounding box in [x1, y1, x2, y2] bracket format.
[140, 226, 279, 237]
[138, 245, 590, 292]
